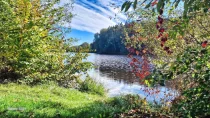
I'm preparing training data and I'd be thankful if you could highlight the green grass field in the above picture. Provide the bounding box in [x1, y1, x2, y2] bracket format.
[0, 83, 143, 118]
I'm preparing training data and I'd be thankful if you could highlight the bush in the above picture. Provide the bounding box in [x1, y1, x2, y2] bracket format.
[0, 0, 92, 85]
[79, 76, 106, 96]
[147, 47, 210, 117]
[169, 47, 210, 117]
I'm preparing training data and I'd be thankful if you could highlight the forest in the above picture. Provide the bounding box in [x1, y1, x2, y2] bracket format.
[90, 24, 128, 55]
[0, 0, 210, 118]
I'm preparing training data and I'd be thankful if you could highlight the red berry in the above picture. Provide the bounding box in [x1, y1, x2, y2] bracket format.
[158, 16, 163, 24]
[158, 16, 162, 20]
[159, 28, 165, 33]
[167, 50, 173, 54]
[158, 33, 163, 38]
[164, 46, 169, 51]
[161, 37, 167, 42]
[201, 41, 208, 48]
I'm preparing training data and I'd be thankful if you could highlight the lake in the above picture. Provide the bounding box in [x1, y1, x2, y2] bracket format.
[85, 53, 178, 102]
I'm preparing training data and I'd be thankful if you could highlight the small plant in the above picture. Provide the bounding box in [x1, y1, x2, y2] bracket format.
[79, 76, 106, 96]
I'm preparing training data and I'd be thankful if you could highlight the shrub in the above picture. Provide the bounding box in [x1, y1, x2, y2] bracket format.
[79, 76, 106, 96]
[0, 0, 92, 85]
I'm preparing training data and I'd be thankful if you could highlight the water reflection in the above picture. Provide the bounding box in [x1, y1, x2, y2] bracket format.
[98, 67, 139, 84]
[86, 53, 178, 102]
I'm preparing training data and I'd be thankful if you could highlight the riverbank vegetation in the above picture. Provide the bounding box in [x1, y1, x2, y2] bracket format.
[120, 0, 210, 117]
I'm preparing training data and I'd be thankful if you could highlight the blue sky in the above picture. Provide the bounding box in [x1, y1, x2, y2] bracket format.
[63, 0, 127, 45]
[66, 29, 94, 45]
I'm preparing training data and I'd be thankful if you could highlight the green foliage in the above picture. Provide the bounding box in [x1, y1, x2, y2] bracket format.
[79, 76, 106, 96]
[91, 24, 128, 55]
[121, 1, 210, 117]
[170, 47, 210, 117]
[0, 0, 92, 85]
[133, 0, 138, 10]
[121, 0, 210, 17]
[145, 46, 210, 117]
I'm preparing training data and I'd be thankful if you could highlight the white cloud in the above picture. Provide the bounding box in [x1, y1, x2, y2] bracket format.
[65, 0, 128, 33]
[71, 4, 116, 33]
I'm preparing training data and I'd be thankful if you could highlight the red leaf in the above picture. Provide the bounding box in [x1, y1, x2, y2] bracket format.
[132, 58, 138, 62]
[144, 71, 150, 76]
[151, 0, 158, 6]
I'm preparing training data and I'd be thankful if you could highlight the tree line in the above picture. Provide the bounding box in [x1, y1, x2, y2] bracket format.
[90, 24, 129, 55]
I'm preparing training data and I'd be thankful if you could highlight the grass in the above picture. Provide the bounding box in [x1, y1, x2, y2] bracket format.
[79, 77, 106, 96]
[0, 83, 144, 118]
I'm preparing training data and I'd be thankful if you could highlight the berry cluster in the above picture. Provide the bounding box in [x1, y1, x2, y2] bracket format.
[156, 9, 173, 54]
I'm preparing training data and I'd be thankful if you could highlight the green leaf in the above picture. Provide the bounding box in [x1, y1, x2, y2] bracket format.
[174, 0, 181, 8]
[121, 1, 128, 11]
[145, 2, 151, 9]
[152, 8, 155, 13]
[140, 0, 147, 6]
[125, 2, 132, 12]
[144, 80, 150, 87]
[160, 79, 165, 86]
[133, 0, 137, 10]
[207, 62, 210, 69]
[157, 0, 164, 13]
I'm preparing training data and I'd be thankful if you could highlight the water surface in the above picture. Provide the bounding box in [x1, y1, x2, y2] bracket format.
[86, 53, 178, 102]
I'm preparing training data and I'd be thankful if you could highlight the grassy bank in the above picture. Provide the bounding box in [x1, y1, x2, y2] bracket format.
[0, 83, 144, 118]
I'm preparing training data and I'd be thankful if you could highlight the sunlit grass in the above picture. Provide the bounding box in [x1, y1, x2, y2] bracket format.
[0, 83, 144, 118]
[0, 83, 105, 117]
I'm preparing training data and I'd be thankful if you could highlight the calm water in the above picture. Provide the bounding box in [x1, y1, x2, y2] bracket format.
[86, 53, 178, 102]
